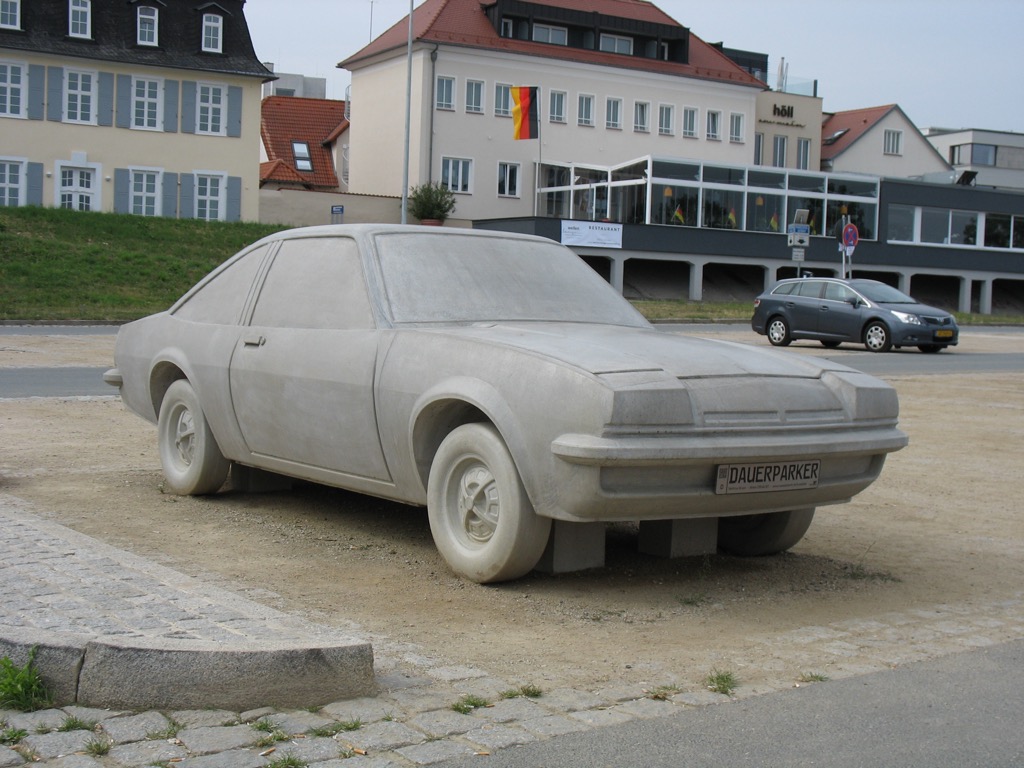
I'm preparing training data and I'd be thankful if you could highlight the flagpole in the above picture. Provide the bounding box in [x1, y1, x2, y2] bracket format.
[534, 87, 542, 218]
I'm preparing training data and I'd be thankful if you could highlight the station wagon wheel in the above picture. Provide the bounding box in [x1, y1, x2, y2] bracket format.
[428, 423, 552, 583]
[157, 379, 230, 495]
[718, 508, 815, 556]
[766, 316, 792, 346]
[863, 321, 892, 353]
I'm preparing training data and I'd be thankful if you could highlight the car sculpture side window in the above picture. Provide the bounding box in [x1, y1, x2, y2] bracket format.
[174, 244, 269, 325]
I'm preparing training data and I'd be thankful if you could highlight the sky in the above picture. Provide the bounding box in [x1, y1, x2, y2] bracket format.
[244, 0, 1024, 133]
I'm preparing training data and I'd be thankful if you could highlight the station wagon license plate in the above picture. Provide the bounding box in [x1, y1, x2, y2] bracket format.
[715, 460, 820, 495]
[935, 329, 954, 339]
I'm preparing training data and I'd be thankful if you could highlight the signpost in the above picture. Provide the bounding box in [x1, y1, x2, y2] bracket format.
[840, 221, 858, 278]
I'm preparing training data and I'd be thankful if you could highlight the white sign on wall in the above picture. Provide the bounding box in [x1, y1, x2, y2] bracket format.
[561, 221, 623, 249]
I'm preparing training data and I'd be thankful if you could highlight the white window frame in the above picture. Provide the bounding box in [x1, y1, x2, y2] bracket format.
[129, 167, 162, 217]
[773, 135, 788, 167]
[0, 60, 26, 118]
[132, 76, 163, 130]
[494, 83, 511, 117]
[605, 97, 622, 130]
[197, 82, 226, 135]
[600, 33, 632, 55]
[634, 101, 650, 133]
[549, 90, 566, 123]
[754, 133, 764, 165]
[0, 0, 20, 30]
[578, 93, 594, 127]
[441, 156, 472, 194]
[497, 161, 520, 198]
[884, 129, 903, 156]
[64, 69, 97, 125]
[0, 156, 25, 207]
[682, 106, 697, 138]
[202, 13, 223, 53]
[532, 23, 567, 45]
[706, 110, 721, 141]
[195, 171, 226, 221]
[69, 0, 91, 38]
[292, 141, 312, 172]
[797, 137, 811, 170]
[500, 18, 513, 38]
[435, 76, 454, 110]
[55, 159, 100, 211]
[137, 6, 158, 46]
[658, 104, 674, 136]
[465, 79, 483, 114]
[729, 112, 744, 143]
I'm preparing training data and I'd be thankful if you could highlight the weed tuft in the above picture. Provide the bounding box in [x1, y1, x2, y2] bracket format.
[451, 694, 490, 714]
[85, 737, 112, 756]
[499, 684, 542, 700]
[266, 755, 307, 768]
[58, 716, 96, 732]
[0, 648, 52, 712]
[645, 684, 681, 701]
[797, 672, 829, 683]
[1, 727, 27, 746]
[705, 669, 738, 696]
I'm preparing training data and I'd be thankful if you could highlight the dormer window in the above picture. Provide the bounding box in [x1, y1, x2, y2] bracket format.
[0, 0, 20, 30]
[599, 33, 633, 55]
[533, 23, 567, 46]
[137, 6, 158, 46]
[292, 142, 312, 172]
[69, 0, 91, 39]
[202, 13, 222, 53]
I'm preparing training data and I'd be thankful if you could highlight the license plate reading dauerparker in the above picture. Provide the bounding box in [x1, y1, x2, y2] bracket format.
[715, 460, 820, 494]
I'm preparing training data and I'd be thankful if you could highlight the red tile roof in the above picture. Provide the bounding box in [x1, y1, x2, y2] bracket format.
[820, 105, 898, 161]
[340, 0, 764, 88]
[260, 95, 349, 189]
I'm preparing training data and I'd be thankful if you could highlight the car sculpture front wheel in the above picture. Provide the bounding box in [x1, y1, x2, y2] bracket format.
[717, 509, 815, 556]
[863, 321, 892, 352]
[766, 316, 792, 346]
[428, 423, 552, 583]
[157, 379, 231, 495]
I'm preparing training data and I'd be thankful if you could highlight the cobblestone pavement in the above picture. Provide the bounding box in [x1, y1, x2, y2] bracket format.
[3, 495, 1024, 767]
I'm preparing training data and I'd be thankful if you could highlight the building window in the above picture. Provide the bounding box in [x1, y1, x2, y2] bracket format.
[577, 94, 594, 127]
[600, 33, 632, 55]
[729, 113, 744, 143]
[0, 61, 25, 117]
[65, 70, 96, 124]
[658, 104, 673, 136]
[132, 77, 162, 129]
[435, 76, 454, 110]
[754, 133, 764, 165]
[772, 135, 788, 167]
[69, 0, 91, 38]
[500, 18, 513, 38]
[137, 6, 158, 46]
[197, 84, 224, 135]
[196, 173, 224, 220]
[60, 167, 95, 211]
[441, 156, 472, 193]
[549, 90, 566, 123]
[494, 84, 511, 117]
[0, 0, 20, 29]
[605, 97, 621, 130]
[292, 141, 312, 172]
[130, 170, 160, 216]
[634, 101, 650, 133]
[202, 13, 222, 53]
[796, 137, 811, 170]
[883, 129, 903, 156]
[465, 80, 483, 113]
[706, 110, 721, 140]
[682, 107, 697, 138]
[533, 23, 566, 45]
[972, 144, 997, 166]
[498, 162, 519, 197]
[0, 159, 22, 206]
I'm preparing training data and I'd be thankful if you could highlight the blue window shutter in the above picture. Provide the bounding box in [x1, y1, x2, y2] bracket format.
[180, 81, 196, 134]
[179, 173, 195, 218]
[227, 86, 242, 138]
[162, 173, 178, 218]
[28, 65, 45, 120]
[113, 168, 130, 213]
[226, 176, 241, 221]
[46, 66, 63, 122]
[98, 72, 114, 126]
[27, 163, 44, 205]
[115, 74, 131, 128]
[163, 80, 179, 132]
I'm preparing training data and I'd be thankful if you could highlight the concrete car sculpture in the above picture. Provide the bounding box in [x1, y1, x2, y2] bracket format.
[106, 225, 908, 583]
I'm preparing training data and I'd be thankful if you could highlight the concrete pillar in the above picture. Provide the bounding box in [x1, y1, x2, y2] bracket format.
[763, 266, 778, 292]
[535, 521, 605, 574]
[958, 277, 973, 314]
[979, 279, 993, 315]
[608, 257, 625, 294]
[688, 261, 704, 301]
[898, 272, 911, 293]
[638, 518, 718, 558]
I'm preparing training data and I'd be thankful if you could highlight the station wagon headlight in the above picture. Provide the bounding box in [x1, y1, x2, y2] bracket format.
[890, 311, 921, 325]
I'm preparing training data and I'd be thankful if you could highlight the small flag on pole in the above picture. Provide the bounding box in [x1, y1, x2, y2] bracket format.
[511, 86, 539, 140]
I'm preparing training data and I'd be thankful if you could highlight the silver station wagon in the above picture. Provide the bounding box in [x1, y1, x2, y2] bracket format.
[107, 226, 908, 582]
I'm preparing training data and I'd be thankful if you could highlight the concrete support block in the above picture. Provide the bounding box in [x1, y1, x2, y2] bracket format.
[638, 518, 718, 558]
[0, 626, 90, 706]
[535, 521, 605, 574]
[231, 464, 293, 493]
[688, 262, 705, 301]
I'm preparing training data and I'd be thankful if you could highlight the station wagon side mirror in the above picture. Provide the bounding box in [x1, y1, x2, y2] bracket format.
[848, 297, 861, 308]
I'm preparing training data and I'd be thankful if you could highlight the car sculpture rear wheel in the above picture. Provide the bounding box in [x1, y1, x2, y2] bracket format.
[766, 317, 792, 346]
[863, 321, 892, 353]
[428, 423, 552, 583]
[157, 379, 231, 495]
[717, 509, 815, 556]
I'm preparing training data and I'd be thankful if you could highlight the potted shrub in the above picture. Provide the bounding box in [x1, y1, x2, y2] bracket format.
[407, 181, 456, 225]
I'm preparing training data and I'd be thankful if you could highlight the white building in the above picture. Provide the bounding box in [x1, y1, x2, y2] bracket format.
[924, 128, 1024, 190]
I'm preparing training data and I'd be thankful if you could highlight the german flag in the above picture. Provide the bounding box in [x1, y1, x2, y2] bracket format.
[511, 86, 539, 140]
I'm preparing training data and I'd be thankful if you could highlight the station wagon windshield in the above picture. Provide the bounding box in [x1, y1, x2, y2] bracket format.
[851, 281, 916, 304]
